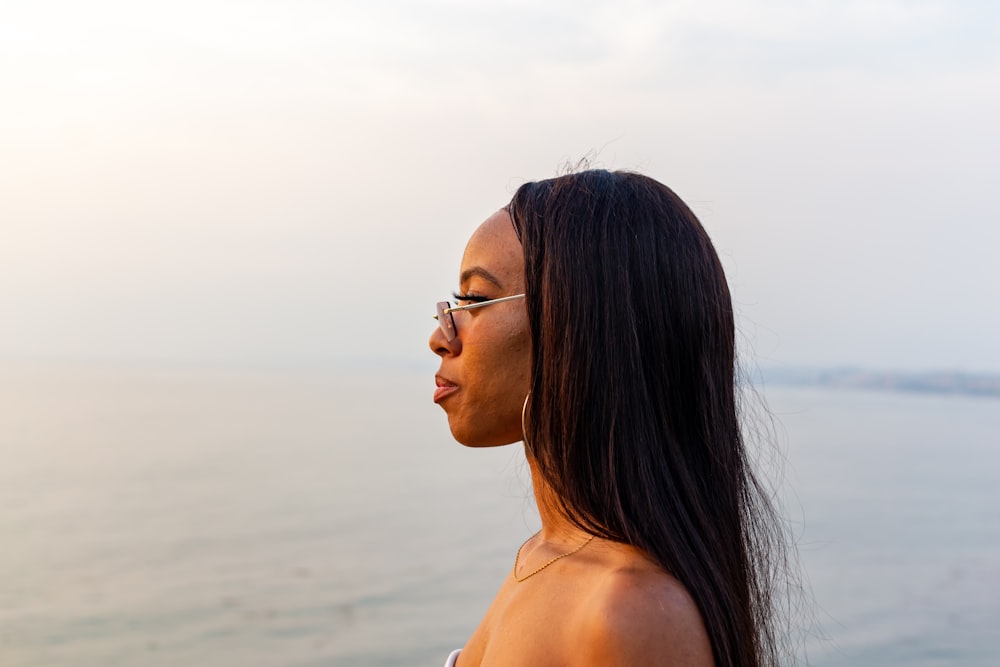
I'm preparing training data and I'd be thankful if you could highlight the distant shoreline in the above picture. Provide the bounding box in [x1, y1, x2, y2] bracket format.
[761, 368, 1000, 398]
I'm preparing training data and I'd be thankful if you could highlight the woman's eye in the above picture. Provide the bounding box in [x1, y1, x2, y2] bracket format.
[452, 291, 488, 305]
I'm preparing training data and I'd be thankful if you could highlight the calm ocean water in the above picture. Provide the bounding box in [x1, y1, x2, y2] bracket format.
[0, 364, 996, 666]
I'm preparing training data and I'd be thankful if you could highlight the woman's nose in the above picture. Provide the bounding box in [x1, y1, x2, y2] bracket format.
[429, 323, 461, 357]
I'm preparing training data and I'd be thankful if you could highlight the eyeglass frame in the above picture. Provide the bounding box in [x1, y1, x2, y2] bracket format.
[433, 293, 526, 342]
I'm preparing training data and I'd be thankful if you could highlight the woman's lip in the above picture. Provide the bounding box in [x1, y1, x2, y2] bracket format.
[433, 385, 458, 403]
[434, 375, 458, 403]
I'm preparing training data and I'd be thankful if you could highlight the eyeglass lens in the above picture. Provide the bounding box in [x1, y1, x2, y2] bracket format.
[436, 301, 456, 341]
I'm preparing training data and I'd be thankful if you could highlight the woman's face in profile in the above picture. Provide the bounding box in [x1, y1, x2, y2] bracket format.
[429, 209, 531, 447]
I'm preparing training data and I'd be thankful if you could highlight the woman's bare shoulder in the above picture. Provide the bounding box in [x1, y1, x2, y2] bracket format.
[574, 559, 714, 666]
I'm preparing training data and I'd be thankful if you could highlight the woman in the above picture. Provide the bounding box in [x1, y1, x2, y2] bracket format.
[430, 170, 791, 666]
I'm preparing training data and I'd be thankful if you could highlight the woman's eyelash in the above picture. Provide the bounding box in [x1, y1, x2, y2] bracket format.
[452, 291, 488, 303]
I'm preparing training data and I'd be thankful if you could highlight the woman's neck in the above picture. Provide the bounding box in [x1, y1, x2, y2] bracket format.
[525, 451, 590, 545]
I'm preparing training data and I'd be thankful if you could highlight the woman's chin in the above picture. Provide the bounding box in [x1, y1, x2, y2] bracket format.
[449, 423, 523, 448]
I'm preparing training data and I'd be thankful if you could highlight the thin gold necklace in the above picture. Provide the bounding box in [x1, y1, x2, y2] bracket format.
[512, 532, 595, 582]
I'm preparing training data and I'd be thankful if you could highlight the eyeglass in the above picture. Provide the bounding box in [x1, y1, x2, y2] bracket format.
[433, 294, 526, 342]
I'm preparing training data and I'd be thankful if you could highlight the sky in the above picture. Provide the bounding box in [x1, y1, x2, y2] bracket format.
[2, 0, 999, 373]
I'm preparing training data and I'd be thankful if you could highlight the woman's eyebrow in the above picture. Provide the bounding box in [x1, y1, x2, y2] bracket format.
[460, 267, 503, 289]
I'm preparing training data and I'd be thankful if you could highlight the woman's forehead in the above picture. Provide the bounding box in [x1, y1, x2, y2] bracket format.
[459, 209, 523, 288]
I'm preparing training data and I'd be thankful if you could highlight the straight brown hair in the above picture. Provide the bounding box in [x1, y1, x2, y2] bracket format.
[509, 170, 791, 666]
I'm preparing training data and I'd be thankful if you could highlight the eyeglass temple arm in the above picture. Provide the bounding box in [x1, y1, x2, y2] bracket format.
[433, 293, 526, 318]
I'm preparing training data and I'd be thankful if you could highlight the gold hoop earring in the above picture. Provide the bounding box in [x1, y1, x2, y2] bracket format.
[521, 392, 530, 445]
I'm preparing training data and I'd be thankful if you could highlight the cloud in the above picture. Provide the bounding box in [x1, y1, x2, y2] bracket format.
[1, 0, 998, 369]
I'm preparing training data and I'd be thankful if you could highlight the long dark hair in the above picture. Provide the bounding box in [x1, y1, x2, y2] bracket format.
[509, 170, 791, 667]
